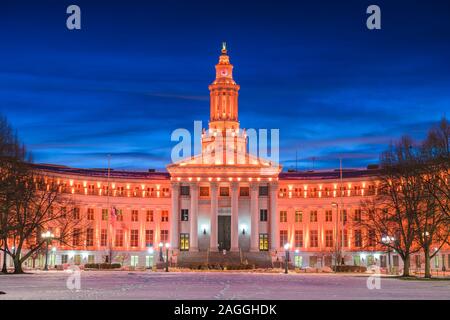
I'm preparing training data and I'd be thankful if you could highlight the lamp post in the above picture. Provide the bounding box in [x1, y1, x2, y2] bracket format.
[331, 202, 340, 266]
[284, 243, 290, 274]
[158, 242, 164, 262]
[41, 231, 54, 271]
[165, 243, 170, 272]
[382, 235, 394, 274]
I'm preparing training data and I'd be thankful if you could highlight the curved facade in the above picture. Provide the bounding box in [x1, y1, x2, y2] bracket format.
[4, 46, 448, 272]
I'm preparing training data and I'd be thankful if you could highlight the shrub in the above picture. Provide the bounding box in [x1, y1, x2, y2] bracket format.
[84, 263, 121, 269]
[332, 265, 367, 273]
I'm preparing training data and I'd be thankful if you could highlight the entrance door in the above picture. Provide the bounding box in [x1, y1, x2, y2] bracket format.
[218, 216, 231, 251]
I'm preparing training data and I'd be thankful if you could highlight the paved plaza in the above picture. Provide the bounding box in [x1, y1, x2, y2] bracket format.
[1, 271, 449, 300]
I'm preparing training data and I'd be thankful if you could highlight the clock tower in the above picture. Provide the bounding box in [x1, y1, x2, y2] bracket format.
[208, 42, 240, 130]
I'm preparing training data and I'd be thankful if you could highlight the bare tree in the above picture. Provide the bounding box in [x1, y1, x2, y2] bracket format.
[3, 167, 92, 273]
[0, 114, 26, 273]
[415, 117, 450, 278]
[356, 137, 423, 277]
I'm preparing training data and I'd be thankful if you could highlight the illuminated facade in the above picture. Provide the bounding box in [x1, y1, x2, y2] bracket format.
[2, 45, 449, 272]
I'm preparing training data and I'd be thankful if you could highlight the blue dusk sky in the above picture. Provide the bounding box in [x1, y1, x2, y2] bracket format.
[0, 0, 449, 171]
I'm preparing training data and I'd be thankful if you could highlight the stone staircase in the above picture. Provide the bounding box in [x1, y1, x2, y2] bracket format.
[176, 250, 273, 268]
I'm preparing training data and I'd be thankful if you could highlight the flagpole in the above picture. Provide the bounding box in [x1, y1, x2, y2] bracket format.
[107, 154, 112, 264]
[339, 158, 344, 265]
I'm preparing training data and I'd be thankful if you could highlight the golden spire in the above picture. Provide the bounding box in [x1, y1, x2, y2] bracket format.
[221, 41, 227, 54]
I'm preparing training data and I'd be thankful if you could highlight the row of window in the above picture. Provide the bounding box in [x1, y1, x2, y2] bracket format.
[278, 185, 377, 198]
[279, 209, 363, 223]
[69, 208, 169, 222]
[57, 183, 171, 198]
[279, 229, 375, 248]
[71, 229, 169, 247]
[180, 185, 269, 197]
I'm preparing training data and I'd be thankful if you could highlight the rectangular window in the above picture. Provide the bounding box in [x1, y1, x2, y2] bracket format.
[259, 233, 269, 251]
[116, 209, 123, 222]
[393, 255, 399, 267]
[325, 210, 333, 222]
[146, 210, 154, 222]
[354, 209, 362, 222]
[279, 230, 288, 247]
[239, 187, 249, 196]
[219, 187, 229, 196]
[279, 211, 287, 223]
[130, 256, 139, 267]
[260, 209, 268, 222]
[310, 210, 318, 222]
[61, 254, 68, 264]
[294, 230, 303, 248]
[87, 208, 94, 220]
[295, 210, 303, 222]
[180, 186, 190, 196]
[259, 186, 269, 196]
[100, 229, 107, 247]
[199, 186, 209, 197]
[310, 230, 318, 247]
[72, 228, 80, 246]
[368, 229, 376, 246]
[180, 233, 190, 251]
[354, 230, 362, 247]
[88, 255, 95, 264]
[339, 230, 348, 247]
[131, 210, 139, 222]
[415, 255, 421, 268]
[145, 230, 154, 247]
[380, 255, 387, 268]
[181, 209, 189, 221]
[115, 229, 124, 247]
[340, 210, 347, 223]
[160, 230, 169, 242]
[130, 229, 139, 247]
[86, 228, 94, 247]
[325, 230, 333, 247]
[102, 209, 108, 221]
[61, 207, 67, 218]
[145, 255, 153, 268]
[161, 210, 169, 222]
[73, 207, 80, 220]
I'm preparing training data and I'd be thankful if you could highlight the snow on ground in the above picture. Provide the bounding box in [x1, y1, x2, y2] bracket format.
[0, 271, 449, 300]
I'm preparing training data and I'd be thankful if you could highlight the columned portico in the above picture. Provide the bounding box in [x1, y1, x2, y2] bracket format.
[189, 183, 199, 251]
[209, 182, 219, 251]
[170, 182, 179, 249]
[230, 182, 239, 252]
[250, 182, 259, 252]
[270, 182, 279, 250]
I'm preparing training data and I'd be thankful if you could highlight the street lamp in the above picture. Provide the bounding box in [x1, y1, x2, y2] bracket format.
[284, 243, 290, 274]
[41, 231, 54, 271]
[165, 243, 170, 272]
[382, 235, 395, 274]
[158, 242, 164, 262]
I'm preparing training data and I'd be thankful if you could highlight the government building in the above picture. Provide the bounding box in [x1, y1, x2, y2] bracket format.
[2, 45, 448, 273]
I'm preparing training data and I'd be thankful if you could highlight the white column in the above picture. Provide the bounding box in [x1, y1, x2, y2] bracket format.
[269, 182, 279, 250]
[230, 182, 239, 252]
[170, 182, 179, 249]
[250, 182, 259, 252]
[189, 183, 199, 251]
[209, 182, 219, 252]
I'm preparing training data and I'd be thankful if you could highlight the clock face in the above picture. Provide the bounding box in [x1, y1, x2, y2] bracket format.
[220, 69, 228, 76]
